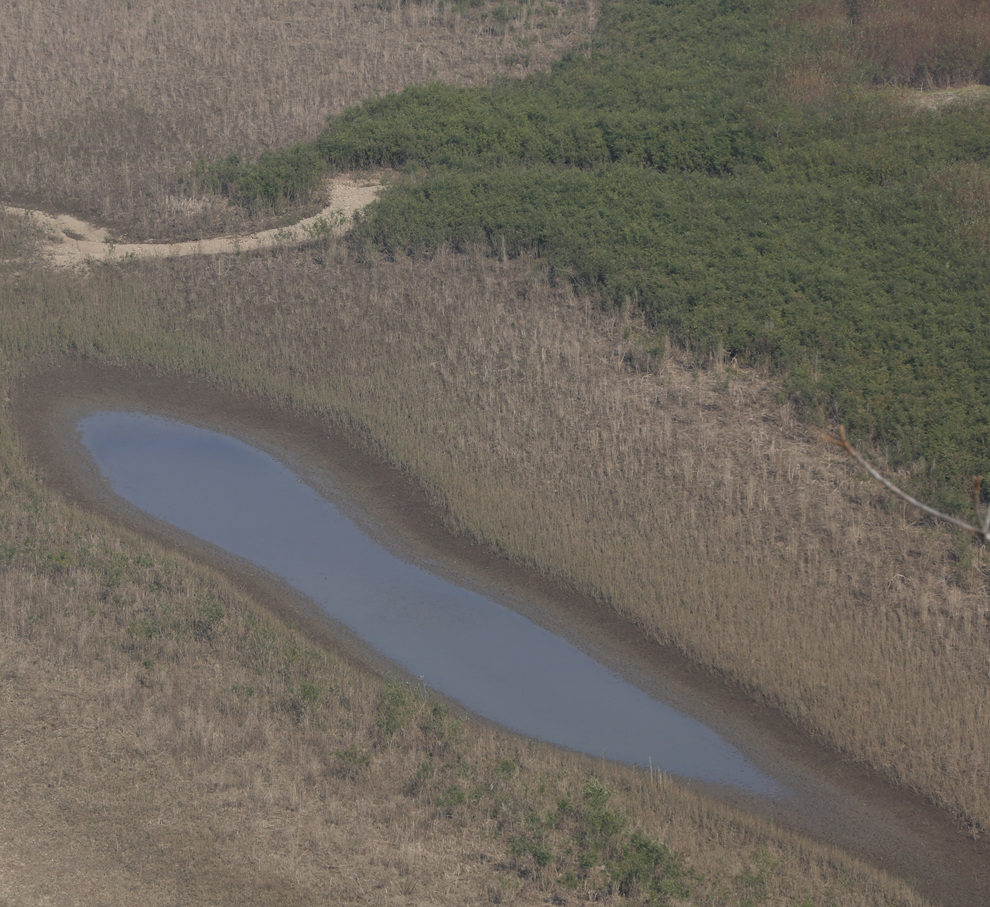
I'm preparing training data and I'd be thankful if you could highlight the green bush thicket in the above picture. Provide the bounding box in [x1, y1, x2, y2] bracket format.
[200, 0, 990, 510]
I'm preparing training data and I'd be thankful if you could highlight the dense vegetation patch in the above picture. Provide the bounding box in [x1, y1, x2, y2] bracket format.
[200, 0, 990, 510]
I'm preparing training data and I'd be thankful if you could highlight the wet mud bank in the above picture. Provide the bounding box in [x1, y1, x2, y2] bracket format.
[13, 359, 990, 906]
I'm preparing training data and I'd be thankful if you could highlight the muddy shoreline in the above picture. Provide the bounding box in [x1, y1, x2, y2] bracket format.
[12, 359, 990, 905]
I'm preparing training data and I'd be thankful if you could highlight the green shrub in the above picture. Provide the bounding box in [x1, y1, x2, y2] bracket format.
[199, 0, 990, 504]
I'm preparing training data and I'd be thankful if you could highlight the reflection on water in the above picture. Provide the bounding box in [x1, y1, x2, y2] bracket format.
[80, 411, 774, 793]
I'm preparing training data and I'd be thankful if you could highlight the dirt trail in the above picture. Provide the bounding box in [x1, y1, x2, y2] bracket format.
[2, 175, 382, 268]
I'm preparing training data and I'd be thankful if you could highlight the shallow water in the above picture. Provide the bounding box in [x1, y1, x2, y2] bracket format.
[79, 410, 774, 794]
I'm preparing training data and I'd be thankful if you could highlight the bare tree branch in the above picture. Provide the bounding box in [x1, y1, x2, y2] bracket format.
[824, 426, 989, 543]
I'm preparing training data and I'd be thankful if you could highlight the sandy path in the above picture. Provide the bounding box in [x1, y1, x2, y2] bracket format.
[2, 175, 382, 268]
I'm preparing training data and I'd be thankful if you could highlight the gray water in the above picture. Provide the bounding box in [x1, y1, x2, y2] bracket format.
[79, 410, 775, 793]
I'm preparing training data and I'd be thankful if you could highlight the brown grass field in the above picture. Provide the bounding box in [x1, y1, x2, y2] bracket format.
[0, 0, 592, 240]
[791, 0, 990, 90]
[1, 0, 989, 904]
[854, 0, 990, 87]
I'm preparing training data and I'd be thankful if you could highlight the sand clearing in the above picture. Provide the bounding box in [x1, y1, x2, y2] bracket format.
[2, 175, 382, 268]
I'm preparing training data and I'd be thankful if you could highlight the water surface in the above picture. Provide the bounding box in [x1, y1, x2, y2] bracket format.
[80, 410, 774, 792]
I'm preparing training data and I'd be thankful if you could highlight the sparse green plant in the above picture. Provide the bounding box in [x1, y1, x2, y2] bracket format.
[734, 848, 779, 905]
[302, 213, 344, 247]
[376, 677, 413, 739]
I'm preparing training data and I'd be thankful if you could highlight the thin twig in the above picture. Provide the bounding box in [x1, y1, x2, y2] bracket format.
[824, 426, 989, 543]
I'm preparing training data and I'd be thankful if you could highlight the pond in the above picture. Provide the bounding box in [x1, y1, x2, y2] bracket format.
[79, 410, 774, 793]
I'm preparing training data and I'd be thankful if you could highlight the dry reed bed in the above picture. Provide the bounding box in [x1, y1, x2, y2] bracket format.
[0, 0, 593, 240]
[789, 0, 990, 92]
[853, 0, 990, 87]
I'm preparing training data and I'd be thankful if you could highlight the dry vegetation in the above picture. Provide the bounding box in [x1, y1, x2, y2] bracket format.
[791, 0, 990, 90]
[0, 541, 924, 907]
[1, 0, 988, 902]
[0, 0, 592, 240]
[853, 0, 990, 87]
